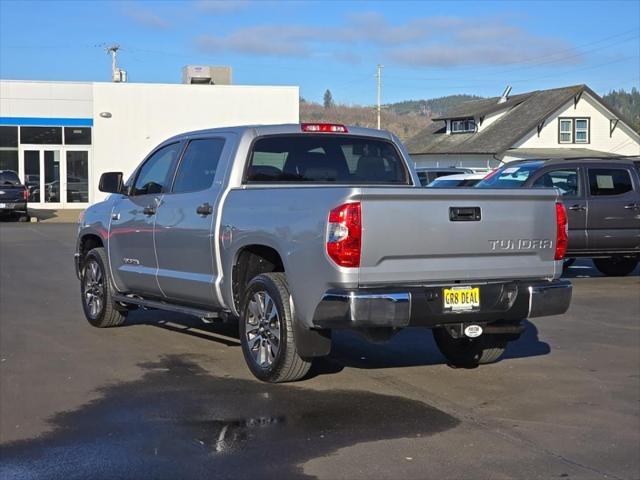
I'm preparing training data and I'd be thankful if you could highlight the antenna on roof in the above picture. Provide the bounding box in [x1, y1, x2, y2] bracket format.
[498, 85, 512, 104]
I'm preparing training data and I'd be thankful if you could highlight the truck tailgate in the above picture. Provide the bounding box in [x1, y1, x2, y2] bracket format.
[357, 188, 560, 285]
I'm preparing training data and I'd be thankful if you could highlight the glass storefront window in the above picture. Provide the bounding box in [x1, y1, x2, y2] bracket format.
[20, 127, 62, 144]
[0, 126, 18, 147]
[66, 151, 89, 203]
[44, 150, 61, 203]
[64, 127, 91, 145]
[0, 150, 19, 173]
[24, 150, 40, 202]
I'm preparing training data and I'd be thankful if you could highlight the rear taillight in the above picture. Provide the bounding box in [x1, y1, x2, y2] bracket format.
[327, 202, 361, 267]
[301, 123, 348, 133]
[22, 188, 28, 201]
[555, 202, 568, 260]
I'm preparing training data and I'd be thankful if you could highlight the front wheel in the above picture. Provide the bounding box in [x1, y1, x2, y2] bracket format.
[593, 257, 638, 277]
[239, 272, 311, 383]
[81, 247, 127, 328]
[433, 328, 508, 368]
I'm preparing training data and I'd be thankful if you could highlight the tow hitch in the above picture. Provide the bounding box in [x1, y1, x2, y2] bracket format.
[443, 321, 525, 339]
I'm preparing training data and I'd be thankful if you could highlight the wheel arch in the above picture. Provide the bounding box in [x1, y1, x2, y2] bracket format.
[231, 244, 285, 314]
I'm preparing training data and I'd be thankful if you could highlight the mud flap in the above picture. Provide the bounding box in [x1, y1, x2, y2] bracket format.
[294, 320, 332, 358]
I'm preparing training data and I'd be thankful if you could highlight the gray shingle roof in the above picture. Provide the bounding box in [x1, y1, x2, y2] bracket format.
[405, 84, 628, 155]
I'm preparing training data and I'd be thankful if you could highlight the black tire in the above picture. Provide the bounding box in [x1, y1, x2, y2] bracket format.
[80, 247, 127, 328]
[593, 257, 638, 277]
[239, 272, 311, 383]
[433, 328, 507, 368]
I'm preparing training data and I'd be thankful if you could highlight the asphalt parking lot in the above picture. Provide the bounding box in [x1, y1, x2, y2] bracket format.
[0, 223, 638, 480]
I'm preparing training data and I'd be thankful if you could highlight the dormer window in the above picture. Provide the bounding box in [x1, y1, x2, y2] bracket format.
[450, 118, 476, 133]
[559, 117, 590, 144]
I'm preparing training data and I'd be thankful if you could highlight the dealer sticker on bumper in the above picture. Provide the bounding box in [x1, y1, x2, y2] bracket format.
[443, 286, 480, 312]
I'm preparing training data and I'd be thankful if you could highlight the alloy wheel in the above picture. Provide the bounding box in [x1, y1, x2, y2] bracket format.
[245, 291, 281, 368]
[83, 259, 104, 319]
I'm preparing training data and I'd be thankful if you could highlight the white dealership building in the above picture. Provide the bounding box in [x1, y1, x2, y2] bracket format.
[0, 79, 299, 209]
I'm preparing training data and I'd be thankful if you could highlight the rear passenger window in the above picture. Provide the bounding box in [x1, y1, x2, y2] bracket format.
[588, 168, 633, 196]
[246, 135, 409, 184]
[533, 169, 580, 196]
[172, 138, 225, 193]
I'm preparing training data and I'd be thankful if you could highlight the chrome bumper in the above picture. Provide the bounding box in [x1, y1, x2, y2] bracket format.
[312, 279, 572, 329]
[527, 280, 572, 318]
[312, 290, 412, 328]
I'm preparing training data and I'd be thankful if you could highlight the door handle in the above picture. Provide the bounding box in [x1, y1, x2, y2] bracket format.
[568, 204, 586, 212]
[624, 203, 639, 210]
[143, 205, 156, 216]
[196, 202, 214, 216]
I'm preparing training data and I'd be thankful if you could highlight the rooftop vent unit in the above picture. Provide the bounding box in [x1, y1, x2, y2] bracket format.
[182, 65, 232, 85]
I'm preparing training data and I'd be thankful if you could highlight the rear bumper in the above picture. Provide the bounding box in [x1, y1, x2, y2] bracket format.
[312, 279, 572, 329]
[0, 202, 27, 213]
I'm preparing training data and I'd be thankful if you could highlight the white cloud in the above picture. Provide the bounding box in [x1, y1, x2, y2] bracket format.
[195, 0, 251, 13]
[194, 13, 582, 67]
[122, 2, 170, 29]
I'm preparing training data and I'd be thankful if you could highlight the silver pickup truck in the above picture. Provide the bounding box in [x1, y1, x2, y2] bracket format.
[75, 123, 572, 382]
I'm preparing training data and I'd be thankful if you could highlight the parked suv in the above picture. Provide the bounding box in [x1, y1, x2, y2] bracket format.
[75, 124, 571, 382]
[0, 170, 29, 221]
[477, 157, 640, 276]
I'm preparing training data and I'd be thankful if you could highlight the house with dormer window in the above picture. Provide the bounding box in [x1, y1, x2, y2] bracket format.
[405, 84, 640, 169]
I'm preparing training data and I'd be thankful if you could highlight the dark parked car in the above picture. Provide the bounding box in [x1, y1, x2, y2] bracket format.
[477, 157, 640, 276]
[0, 170, 29, 221]
[415, 167, 473, 186]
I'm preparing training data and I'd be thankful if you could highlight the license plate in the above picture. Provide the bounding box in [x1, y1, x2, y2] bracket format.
[443, 286, 480, 312]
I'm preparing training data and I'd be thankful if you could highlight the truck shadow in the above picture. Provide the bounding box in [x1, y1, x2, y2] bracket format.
[321, 319, 549, 374]
[126, 310, 549, 378]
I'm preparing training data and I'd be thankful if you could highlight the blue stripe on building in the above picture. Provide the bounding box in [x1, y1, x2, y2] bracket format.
[0, 117, 93, 127]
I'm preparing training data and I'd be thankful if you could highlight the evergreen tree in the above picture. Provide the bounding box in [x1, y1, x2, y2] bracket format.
[323, 89, 334, 109]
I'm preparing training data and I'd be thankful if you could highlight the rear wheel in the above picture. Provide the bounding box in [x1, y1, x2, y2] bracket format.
[593, 257, 638, 277]
[433, 328, 508, 368]
[80, 247, 127, 328]
[239, 272, 311, 383]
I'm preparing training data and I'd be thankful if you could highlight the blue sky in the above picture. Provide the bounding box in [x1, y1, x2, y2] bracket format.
[0, 0, 638, 105]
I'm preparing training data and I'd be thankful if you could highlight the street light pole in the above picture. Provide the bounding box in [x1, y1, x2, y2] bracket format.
[375, 64, 384, 130]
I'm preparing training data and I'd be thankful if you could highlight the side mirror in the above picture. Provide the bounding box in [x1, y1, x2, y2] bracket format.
[99, 172, 124, 194]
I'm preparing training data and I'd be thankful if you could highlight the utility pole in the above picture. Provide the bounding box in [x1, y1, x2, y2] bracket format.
[106, 44, 126, 82]
[375, 64, 384, 130]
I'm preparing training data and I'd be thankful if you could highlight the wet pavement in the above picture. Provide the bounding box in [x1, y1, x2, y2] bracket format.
[1, 355, 457, 480]
[1, 224, 639, 479]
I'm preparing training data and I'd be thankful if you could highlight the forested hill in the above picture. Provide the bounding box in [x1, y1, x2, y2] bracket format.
[603, 88, 640, 132]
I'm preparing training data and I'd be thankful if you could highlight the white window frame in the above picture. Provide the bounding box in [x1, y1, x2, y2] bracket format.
[450, 118, 476, 134]
[575, 118, 589, 144]
[559, 119, 573, 144]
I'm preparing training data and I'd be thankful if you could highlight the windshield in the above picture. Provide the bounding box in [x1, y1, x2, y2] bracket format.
[0, 171, 21, 186]
[476, 162, 544, 188]
[246, 135, 410, 185]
